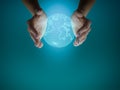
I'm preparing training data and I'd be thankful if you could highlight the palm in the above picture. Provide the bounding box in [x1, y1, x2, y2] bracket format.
[71, 11, 91, 46]
[27, 10, 47, 48]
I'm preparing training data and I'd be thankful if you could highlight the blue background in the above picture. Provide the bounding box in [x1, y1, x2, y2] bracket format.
[0, 0, 120, 90]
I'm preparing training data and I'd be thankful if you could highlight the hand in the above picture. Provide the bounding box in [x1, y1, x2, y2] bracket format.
[27, 10, 47, 48]
[71, 10, 91, 46]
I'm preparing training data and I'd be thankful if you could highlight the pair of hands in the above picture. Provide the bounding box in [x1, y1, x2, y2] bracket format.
[27, 10, 91, 48]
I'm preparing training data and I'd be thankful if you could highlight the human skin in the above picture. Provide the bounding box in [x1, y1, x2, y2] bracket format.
[72, 0, 96, 46]
[22, 0, 95, 48]
[22, 0, 47, 48]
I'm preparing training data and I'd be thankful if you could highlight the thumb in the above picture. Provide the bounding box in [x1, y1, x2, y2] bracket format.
[35, 40, 43, 48]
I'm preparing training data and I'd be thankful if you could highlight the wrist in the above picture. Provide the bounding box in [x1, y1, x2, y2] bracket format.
[77, 8, 84, 15]
[33, 8, 42, 16]
[77, 8, 87, 17]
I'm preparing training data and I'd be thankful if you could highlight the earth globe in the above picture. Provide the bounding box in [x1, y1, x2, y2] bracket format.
[43, 13, 74, 48]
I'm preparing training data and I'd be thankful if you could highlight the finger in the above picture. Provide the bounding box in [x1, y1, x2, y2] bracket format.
[77, 27, 91, 37]
[80, 27, 91, 37]
[74, 28, 91, 46]
[74, 37, 80, 46]
[79, 37, 87, 46]
[32, 35, 43, 48]
[28, 26, 41, 39]
[77, 20, 91, 37]
[27, 20, 40, 37]
[30, 32, 43, 48]
[77, 19, 91, 35]
[74, 36, 87, 46]
[74, 36, 86, 46]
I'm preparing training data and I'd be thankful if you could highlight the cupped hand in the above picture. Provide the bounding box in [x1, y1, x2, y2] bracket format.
[71, 10, 91, 46]
[27, 10, 47, 48]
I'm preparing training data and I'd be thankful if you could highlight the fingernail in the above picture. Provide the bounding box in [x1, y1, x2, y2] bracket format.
[35, 43, 39, 48]
[74, 41, 79, 46]
[36, 42, 43, 48]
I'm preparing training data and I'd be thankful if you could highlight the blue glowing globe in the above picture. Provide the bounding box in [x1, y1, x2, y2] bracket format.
[43, 14, 74, 48]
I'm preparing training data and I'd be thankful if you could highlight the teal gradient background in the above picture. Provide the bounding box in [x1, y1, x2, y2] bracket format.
[0, 0, 120, 90]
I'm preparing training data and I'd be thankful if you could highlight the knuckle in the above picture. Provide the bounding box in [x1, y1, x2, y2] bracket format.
[36, 34, 41, 39]
[28, 27, 31, 32]
[85, 25, 89, 29]
[76, 31, 81, 36]
[87, 20, 91, 25]
[27, 19, 32, 24]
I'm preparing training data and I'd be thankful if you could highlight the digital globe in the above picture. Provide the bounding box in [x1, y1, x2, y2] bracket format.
[43, 14, 74, 48]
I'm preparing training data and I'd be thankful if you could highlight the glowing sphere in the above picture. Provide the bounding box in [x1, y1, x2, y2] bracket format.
[43, 14, 74, 48]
